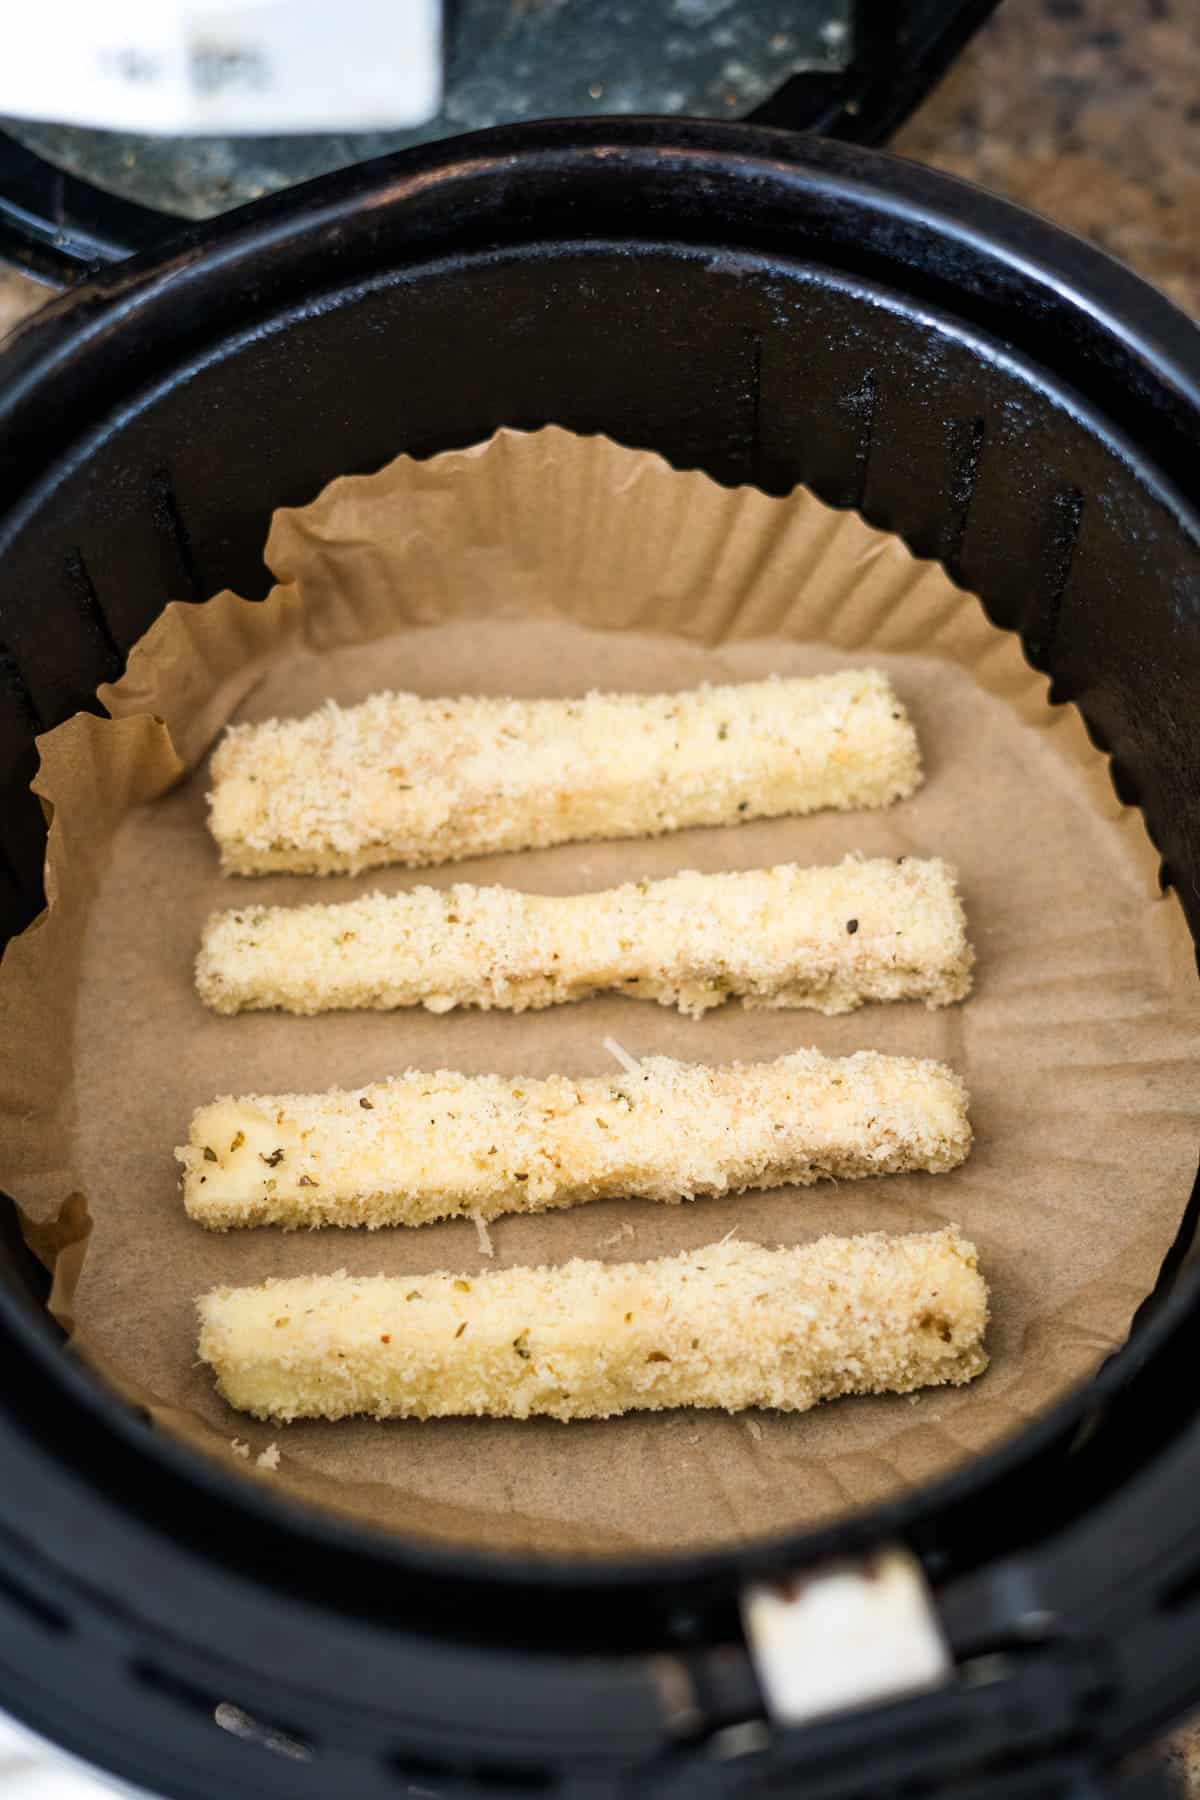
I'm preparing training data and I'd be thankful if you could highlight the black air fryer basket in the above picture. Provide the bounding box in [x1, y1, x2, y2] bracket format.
[2, 104, 1200, 1800]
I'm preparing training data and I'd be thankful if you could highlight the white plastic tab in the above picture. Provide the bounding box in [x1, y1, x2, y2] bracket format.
[742, 1548, 950, 1726]
[1, 0, 442, 136]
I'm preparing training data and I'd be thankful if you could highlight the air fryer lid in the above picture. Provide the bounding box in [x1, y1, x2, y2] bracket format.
[1, 123, 1200, 1799]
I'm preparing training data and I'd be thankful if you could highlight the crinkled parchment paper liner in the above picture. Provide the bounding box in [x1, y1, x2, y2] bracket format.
[1, 426, 1196, 1557]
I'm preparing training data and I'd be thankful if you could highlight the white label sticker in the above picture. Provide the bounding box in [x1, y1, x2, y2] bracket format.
[1, 0, 442, 135]
[743, 1550, 950, 1726]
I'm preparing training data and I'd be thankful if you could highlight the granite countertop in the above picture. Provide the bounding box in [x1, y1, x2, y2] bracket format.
[0, 0, 1197, 1790]
[893, 0, 1199, 317]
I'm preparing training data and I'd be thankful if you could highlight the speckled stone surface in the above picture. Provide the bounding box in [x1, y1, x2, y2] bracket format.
[893, 0, 1200, 317]
[0, 0, 1198, 1785]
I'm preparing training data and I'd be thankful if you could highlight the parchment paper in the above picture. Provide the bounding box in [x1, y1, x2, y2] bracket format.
[2, 426, 1197, 1557]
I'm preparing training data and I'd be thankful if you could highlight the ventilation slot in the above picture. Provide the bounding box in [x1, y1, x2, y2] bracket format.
[150, 467, 201, 602]
[1024, 489, 1084, 673]
[391, 1750, 448, 1796]
[467, 1762, 557, 1793]
[837, 371, 877, 511]
[390, 1750, 559, 1797]
[0, 1561, 70, 1635]
[746, 329, 764, 485]
[63, 549, 123, 685]
[1156, 1540, 1200, 1619]
[940, 416, 986, 572]
[0, 643, 42, 736]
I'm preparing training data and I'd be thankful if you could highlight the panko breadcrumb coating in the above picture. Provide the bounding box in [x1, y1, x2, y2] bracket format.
[197, 1229, 989, 1422]
[207, 671, 922, 876]
[177, 1048, 972, 1231]
[196, 856, 972, 1019]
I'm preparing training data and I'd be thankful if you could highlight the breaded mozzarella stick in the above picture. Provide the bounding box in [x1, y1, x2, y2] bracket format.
[177, 1049, 971, 1231]
[207, 671, 922, 876]
[197, 1229, 989, 1422]
[196, 856, 972, 1019]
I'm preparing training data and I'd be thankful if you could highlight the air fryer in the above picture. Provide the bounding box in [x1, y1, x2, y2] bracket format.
[2, 23, 1200, 1800]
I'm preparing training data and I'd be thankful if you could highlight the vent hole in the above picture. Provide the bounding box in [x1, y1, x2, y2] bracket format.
[469, 1762, 557, 1792]
[0, 1562, 70, 1635]
[941, 415, 986, 570]
[1025, 487, 1084, 671]
[392, 1751, 447, 1796]
[0, 642, 42, 733]
[390, 1752, 558, 1796]
[837, 370, 877, 509]
[149, 467, 201, 602]
[63, 549, 123, 684]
